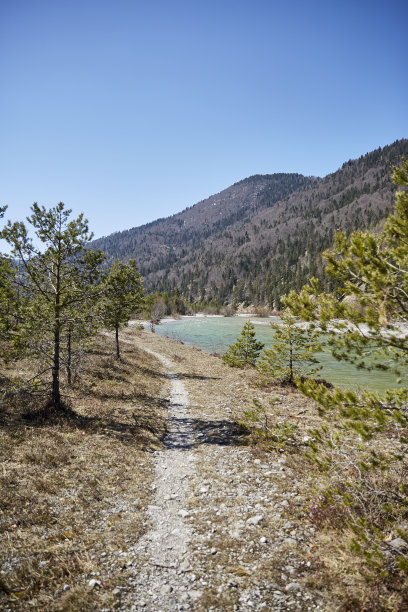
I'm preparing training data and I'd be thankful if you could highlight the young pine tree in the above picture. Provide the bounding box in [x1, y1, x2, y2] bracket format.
[1, 202, 105, 410]
[103, 259, 144, 359]
[222, 320, 264, 367]
[0, 207, 19, 345]
[282, 159, 408, 583]
[257, 312, 322, 384]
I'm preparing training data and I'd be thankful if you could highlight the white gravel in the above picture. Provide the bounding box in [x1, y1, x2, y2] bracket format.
[119, 349, 197, 611]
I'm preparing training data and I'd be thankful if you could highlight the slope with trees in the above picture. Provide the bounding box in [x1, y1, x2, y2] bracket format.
[91, 139, 408, 307]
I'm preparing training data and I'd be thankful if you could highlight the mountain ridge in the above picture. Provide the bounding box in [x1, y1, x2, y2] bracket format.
[91, 139, 408, 306]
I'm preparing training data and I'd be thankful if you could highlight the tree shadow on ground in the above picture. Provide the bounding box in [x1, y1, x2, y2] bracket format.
[174, 373, 221, 381]
[163, 417, 248, 450]
[0, 376, 244, 451]
[130, 365, 220, 382]
[0, 389, 168, 451]
[193, 418, 248, 446]
[21, 407, 165, 450]
[74, 380, 168, 407]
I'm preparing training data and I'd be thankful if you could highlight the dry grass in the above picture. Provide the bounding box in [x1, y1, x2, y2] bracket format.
[1, 327, 407, 610]
[0, 331, 167, 610]
[126, 330, 408, 610]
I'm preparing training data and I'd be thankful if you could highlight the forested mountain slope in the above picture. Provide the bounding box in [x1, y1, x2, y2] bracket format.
[92, 139, 408, 307]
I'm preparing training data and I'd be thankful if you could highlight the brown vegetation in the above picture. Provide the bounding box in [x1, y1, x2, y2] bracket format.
[0, 332, 167, 610]
[1, 328, 406, 610]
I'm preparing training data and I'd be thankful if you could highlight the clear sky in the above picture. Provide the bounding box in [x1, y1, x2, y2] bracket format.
[0, 0, 406, 241]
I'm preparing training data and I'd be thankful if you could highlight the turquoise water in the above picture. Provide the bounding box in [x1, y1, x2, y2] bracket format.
[147, 315, 403, 392]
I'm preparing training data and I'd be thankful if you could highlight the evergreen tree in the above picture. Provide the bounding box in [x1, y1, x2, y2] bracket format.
[1, 202, 105, 410]
[283, 159, 408, 578]
[284, 158, 408, 376]
[222, 320, 264, 367]
[257, 312, 321, 383]
[0, 207, 18, 344]
[63, 284, 104, 385]
[103, 259, 144, 359]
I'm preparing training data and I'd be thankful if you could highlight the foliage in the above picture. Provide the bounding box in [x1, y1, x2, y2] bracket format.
[149, 297, 167, 332]
[103, 259, 144, 358]
[241, 397, 298, 450]
[257, 311, 322, 383]
[284, 159, 408, 583]
[1, 202, 105, 409]
[222, 320, 264, 367]
[284, 160, 408, 375]
[0, 206, 18, 343]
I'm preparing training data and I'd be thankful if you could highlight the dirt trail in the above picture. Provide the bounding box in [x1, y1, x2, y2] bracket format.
[116, 330, 329, 611]
[119, 349, 198, 610]
[102, 333, 200, 608]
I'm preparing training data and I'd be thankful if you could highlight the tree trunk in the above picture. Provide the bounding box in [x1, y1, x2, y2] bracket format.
[52, 322, 61, 408]
[52, 262, 61, 409]
[115, 325, 120, 359]
[289, 346, 293, 383]
[67, 327, 72, 385]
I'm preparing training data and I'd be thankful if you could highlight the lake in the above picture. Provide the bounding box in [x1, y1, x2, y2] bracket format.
[136, 315, 404, 392]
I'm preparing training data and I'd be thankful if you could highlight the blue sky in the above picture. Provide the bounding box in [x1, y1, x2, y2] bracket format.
[0, 0, 406, 241]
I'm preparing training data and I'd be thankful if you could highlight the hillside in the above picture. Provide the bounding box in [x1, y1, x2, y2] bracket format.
[92, 139, 408, 307]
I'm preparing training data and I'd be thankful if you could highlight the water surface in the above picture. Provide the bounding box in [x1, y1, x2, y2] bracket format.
[141, 316, 404, 392]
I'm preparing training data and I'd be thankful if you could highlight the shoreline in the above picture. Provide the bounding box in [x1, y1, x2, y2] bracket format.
[129, 312, 278, 327]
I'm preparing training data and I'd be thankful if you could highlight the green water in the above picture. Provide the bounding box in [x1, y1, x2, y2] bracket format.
[146, 315, 404, 392]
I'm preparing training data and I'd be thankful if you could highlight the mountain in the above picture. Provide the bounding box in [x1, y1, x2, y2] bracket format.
[91, 139, 408, 307]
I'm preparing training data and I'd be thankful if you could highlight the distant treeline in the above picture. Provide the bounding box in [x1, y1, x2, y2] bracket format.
[143, 291, 276, 318]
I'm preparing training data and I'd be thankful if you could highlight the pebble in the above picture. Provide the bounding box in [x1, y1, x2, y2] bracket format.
[88, 579, 102, 588]
[246, 514, 264, 526]
[285, 582, 301, 592]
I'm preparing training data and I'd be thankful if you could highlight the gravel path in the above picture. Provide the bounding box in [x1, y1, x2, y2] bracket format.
[114, 331, 332, 611]
[119, 349, 198, 611]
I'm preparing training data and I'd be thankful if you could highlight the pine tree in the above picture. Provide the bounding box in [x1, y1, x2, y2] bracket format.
[222, 320, 264, 367]
[63, 285, 104, 385]
[283, 158, 408, 580]
[284, 158, 408, 376]
[103, 259, 144, 359]
[0, 207, 18, 345]
[257, 312, 321, 383]
[1, 202, 105, 410]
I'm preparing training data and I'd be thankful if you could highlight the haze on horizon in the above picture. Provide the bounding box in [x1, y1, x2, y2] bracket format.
[0, 0, 406, 242]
